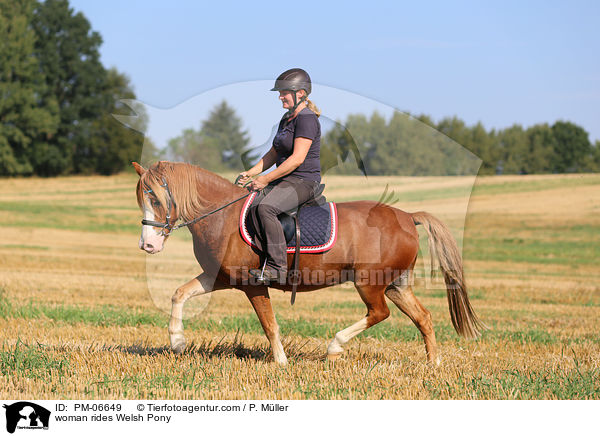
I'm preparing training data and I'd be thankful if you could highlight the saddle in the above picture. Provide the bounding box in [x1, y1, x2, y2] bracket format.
[239, 183, 338, 305]
[278, 183, 326, 243]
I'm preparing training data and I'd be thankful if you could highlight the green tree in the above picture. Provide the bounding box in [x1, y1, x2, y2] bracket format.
[0, 0, 58, 176]
[167, 128, 224, 171]
[321, 117, 367, 176]
[436, 118, 498, 174]
[387, 112, 442, 175]
[468, 122, 498, 175]
[342, 113, 374, 174]
[497, 124, 528, 174]
[200, 100, 256, 171]
[523, 124, 556, 173]
[84, 69, 147, 174]
[550, 121, 592, 172]
[592, 141, 600, 172]
[436, 116, 469, 146]
[31, 0, 108, 175]
[323, 112, 481, 176]
[167, 101, 258, 172]
[358, 111, 388, 175]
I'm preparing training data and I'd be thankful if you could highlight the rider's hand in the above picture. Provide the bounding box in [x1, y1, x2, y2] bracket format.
[250, 175, 269, 191]
[236, 171, 252, 186]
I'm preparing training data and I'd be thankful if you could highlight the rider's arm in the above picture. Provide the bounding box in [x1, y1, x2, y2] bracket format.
[261, 137, 312, 183]
[245, 146, 277, 177]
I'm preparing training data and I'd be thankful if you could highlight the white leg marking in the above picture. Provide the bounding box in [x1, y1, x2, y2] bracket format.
[327, 318, 369, 356]
[169, 274, 226, 353]
[269, 322, 288, 365]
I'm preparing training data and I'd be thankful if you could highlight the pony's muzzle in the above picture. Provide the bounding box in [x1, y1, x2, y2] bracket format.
[139, 231, 165, 254]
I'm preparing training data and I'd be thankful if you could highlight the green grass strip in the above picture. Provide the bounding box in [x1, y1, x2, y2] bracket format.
[1, 293, 597, 346]
[0, 340, 70, 381]
[424, 365, 600, 399]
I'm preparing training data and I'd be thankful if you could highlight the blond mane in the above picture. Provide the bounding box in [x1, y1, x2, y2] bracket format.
[137, 161, 239, 222]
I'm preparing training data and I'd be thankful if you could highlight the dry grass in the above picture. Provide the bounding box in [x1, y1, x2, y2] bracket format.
[1, 172, 599, 399]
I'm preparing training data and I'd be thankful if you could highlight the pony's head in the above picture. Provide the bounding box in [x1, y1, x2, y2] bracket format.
[134, 160, 239, 254]
[133, 161, 180, 254]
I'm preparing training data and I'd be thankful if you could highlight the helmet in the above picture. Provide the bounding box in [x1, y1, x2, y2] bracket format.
[271, 68, 312, 95]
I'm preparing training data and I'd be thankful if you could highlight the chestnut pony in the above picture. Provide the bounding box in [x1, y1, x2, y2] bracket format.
[134, 161, 485, 365]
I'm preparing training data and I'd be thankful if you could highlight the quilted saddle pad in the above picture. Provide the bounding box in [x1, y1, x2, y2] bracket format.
[239, 191, 338, 253]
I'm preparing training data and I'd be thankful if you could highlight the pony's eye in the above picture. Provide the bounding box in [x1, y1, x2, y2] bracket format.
[146, 195, 160, 208]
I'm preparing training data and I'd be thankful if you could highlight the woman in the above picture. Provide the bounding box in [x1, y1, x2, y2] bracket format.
[237, 68, 322, 284]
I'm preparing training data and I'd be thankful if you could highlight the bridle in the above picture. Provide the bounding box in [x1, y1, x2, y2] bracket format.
[141, 176, 251, 236]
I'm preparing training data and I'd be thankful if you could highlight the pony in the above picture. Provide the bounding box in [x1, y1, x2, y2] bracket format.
[134, 160, 485, 365]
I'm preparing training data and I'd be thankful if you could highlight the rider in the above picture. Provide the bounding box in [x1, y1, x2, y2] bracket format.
[237, 68, 322, 284]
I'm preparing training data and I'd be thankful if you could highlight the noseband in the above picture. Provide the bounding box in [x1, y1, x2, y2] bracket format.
[141, 176, 250, 236]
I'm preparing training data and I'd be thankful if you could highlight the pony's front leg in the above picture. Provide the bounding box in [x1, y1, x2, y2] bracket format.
[169, 273, 228, 354]
[244, 286, 288, 366]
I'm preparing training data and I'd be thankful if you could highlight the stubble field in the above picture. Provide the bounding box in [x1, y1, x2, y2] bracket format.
[1, 171, 599, 399]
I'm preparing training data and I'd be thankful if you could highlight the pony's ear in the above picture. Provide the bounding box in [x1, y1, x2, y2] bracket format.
[132, 162, 146, 176]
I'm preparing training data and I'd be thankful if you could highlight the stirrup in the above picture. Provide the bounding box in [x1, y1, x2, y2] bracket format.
[248, 259, 268, 281]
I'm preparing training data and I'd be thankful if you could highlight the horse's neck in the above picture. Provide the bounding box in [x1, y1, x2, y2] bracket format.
[189, 169, 247, 234]
[188, 175, 246, 270]
[193, 169, 245, 206]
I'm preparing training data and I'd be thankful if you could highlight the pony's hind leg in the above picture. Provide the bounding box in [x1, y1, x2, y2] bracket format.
[327, 284, 390, 360]
[384, 270, 439, 364]
[169, 273, 227, 354]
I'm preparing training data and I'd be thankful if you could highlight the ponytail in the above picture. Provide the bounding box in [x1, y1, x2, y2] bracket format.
[305, 98, 321, 117]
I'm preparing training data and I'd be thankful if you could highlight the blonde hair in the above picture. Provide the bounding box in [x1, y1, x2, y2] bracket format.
[305, 98, 321, 117]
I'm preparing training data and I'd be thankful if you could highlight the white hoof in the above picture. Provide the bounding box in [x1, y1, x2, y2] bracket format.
[275, 355, 288, 366]
[326, 352, 342, 361]
[170, 334, 186, 354]
[427, 355, 441, 366]
[327, 340, 344, 357]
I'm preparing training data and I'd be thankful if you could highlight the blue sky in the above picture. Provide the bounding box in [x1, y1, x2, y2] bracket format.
[70, 0, 600, 147]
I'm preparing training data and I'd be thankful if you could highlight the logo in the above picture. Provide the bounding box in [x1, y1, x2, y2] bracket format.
[2, 402, 50, 434]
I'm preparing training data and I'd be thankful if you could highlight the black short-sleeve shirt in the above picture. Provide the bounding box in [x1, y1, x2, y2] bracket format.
[272, 107, 321, 182]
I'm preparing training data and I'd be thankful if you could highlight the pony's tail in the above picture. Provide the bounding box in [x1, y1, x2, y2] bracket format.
[411, 211, 487, 339]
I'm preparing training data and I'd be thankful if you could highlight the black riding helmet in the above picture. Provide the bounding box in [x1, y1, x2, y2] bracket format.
[271, 68, 312, 94]
[271, 68, 312, 116]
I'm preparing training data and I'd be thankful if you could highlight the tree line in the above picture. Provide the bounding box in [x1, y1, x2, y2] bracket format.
[322, 113, 600, 176]
[165, 103, 600, 176]
[0, 0, 145, 176]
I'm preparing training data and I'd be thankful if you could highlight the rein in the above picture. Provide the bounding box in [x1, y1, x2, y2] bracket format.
[141, 176, 251, 236]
